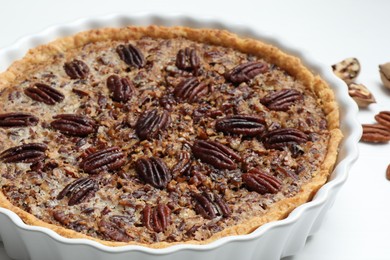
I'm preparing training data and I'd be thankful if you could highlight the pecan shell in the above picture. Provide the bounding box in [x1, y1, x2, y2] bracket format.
[142, 204, 172, 233]
[116, 44, 145, 68]
[192, 140, 241, 170]
[99, 220, 131, 242]
[263, 128, 308, 150]
[57, 177, 99, 206]
[175, 47, 200, 73]
[331, 57, 360, 84]
[192, 192, 231, 219]
[0, 143, 47, 163]
[215, 114, 266, 136]
[135, 109, 170, 140]
[173, 77, 208, 103]
[106, 75, 134, 102]
[135, 157, 172, 189]
[361, 124, 390, 143]
[0, 112, 39, 127]
[80, 147, 126, 174]
[260, 89, 303, 111]
[51, 114, 96, 136]
[25, 83, 64, 105]
[225, 61, 268, 84]
[374, 111, 390, 129]
[242, 168, 281, 194]
[64, 59, 90, 79]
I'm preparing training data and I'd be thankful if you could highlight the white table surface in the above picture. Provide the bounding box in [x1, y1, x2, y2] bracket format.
[0, 0, 389, 259]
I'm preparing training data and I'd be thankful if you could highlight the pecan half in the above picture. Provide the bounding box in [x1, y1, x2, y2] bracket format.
[225, 61, 268, 84]
[25, 83, 64, 105]
[242, 168, 281, 194]
[173, 77, 208, 103]
[135, 157, 172, 189]
[80, 147, 126, 174]
[374, 111, 390, 128]
[0, 112, 39, 127]
[172, 151, 191, 178]
[0, 143, 47, 163]
[331, 57, 360, 84]
[99, 220, 131, 242]
[260, 89, 303, 111]
[142, 204, 171, 233]
[51, 114, 96, 136]
[348, 83, 376, 107]
[361, 124, 390, 143]
[215, 114, 266, 136]
[192, 140, 241, 170]
[57, 177, 99, 206]
[135, 109, 170, 140]
[116, 44, 145, 68]
[263, 128, 308, 150]
[106, 75, 134, 102]
[192, 192, 231, 219]
[64, 59, 90, 79]
[175, 47, 200, 73]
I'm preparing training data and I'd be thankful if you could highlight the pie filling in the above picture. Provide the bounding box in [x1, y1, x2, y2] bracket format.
[0, 30, 333, 244]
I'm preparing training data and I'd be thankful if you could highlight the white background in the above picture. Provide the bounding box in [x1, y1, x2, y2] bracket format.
[0, 0, 389, 259]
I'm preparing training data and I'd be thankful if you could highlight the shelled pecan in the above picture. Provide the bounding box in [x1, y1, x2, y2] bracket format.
[215, 114, 266, 136]
[142, 204, 171, 233]
[135, 157, 172, 189]
[25, 83, 64, 105]
[106, 75, 134, 102]
[64, 59, 90, 79]
[225, 61, 268, 84]
[173, 77, 208, 103]
[192, 192, 231, 219]
[51, 114, 96, 136]
[0, 143, 47, 163]
[263, 128, 308, 150]
[192, 140, 241, 170]
[260, 89, 303, 111]
[242, 168, 281, 195]
[361, 124, 390, 143]
[176, 47, 200, 74]
[116, 43, 145, 68]
[80, 147, 126, 174]
[0, 112, 39, 127]
[135, 109, 170, 140]
[57, 177, 99, 206]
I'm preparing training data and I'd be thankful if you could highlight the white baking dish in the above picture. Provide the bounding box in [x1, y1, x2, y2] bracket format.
[0, 13, 361, 260]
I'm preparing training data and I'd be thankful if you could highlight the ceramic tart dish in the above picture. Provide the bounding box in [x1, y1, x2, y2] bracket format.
[0, 14, 360, 260]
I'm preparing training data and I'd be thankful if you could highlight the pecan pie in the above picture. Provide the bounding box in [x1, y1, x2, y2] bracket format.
[0, 26, 342, 248]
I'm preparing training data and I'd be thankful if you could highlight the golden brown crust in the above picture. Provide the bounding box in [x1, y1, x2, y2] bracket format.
[0, 25, 342, 248]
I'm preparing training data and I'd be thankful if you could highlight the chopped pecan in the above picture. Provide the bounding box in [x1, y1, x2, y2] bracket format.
[260, 89, 303, 111]
[64, 59, 90, 79]
[172, 151, 191, 178]
[99, 220, 131, 242]
[374, 111, 390, 129]
[242, 168, 281, 194]
[142, 204, 172, 233]
[263, 128, 308, 150]
[135, 157, 172, 189]
[225, 61, 268, 84]
[159, 94, 177, 111]
[0, 112, 39, 127]
[361, 124, 390, 143]
[51, 114, 96, 136]
[135, 109, 170, 140]
[215, 114, 266, 136]
[106, 75, 134, 102]
[116, 43, 145, 68]
[80, 147, 126, 174]
[192, 192, 231, 219]
[192, 140, 241, 170]
[173, 77, 208, 103]
[175, 47, 200, 74]
[25, 83, 64, 105]
[57, 177, 99, 206]
[0, 143, 47, 163]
